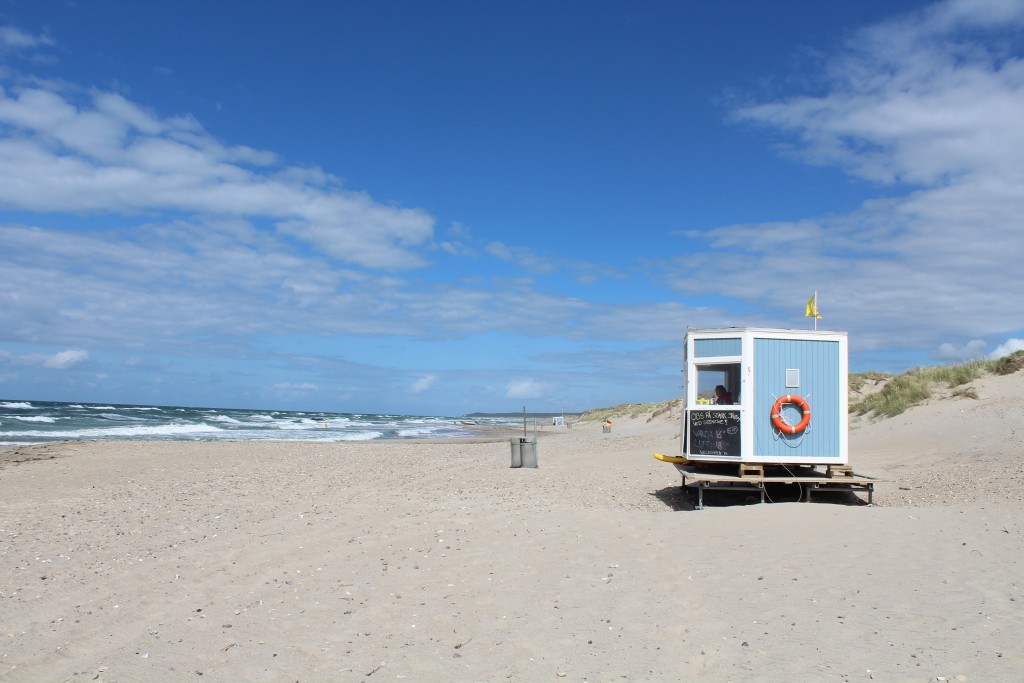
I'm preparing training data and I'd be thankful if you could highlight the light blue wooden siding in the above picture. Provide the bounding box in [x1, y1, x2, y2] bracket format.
[694, 337, 741, 358]
[753, 338, 841, 460]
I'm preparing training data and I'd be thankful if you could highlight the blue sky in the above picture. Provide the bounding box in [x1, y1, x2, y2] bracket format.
[1, 0, 1023, 415]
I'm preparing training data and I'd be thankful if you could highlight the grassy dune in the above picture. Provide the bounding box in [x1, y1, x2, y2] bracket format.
[849, 350, 1024, 418]
[578, 399, 682, 424]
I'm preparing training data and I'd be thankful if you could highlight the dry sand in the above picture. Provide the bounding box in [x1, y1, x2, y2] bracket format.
[1, 376, 1022, 682]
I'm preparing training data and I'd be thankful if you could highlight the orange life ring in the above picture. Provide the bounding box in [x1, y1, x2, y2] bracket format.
[770, 395, 811, 434]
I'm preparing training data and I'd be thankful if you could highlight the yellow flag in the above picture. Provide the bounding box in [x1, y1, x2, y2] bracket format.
[805, 293, 821, 319]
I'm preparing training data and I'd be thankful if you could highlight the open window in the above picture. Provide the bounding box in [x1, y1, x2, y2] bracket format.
[694, 362, 741, 405]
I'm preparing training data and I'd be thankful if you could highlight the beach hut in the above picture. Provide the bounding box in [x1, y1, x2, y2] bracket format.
[680, 327, 848, 466]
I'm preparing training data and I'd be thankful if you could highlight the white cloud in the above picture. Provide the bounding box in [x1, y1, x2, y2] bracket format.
[0, 82, 434, 269]
[410, 375, 438, 392]
[0, 214, 732, 361]
[932, 339, 987, 360]
[485, 240, 625, 284]
[668, 0, 1024, 352]
[123, 356, 167, 369]
[506, 378, 551, 399]
[735, 0, 1024, 186]
[0, 26, 55, 52]
[921, 0, 1024, 31]
[275, 382, 318, 391]
[486, 241, 557, 275]
[43, 348, 89, 369]
[989, 338, 1024, 358]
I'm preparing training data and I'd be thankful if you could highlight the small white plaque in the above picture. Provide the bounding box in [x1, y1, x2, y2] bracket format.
[786, 369, 800, 388]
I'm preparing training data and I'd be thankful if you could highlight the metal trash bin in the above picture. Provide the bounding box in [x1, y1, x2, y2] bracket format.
[510, 436, 537, 468]
[520, 437, 538, 468]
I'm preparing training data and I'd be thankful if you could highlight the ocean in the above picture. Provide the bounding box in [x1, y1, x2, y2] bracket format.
[0, 400, 516, 446]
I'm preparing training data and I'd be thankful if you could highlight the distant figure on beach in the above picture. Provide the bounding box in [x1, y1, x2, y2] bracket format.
[714, 385, 733, 405]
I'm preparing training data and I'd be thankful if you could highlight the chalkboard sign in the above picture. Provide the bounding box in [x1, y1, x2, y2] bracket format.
[687, 410, 741, 457]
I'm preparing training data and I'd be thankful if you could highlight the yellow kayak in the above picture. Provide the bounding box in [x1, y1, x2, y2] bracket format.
[653, 452, 689, 464]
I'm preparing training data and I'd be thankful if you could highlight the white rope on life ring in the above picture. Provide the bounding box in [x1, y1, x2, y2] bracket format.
[770, 394, 811, 435]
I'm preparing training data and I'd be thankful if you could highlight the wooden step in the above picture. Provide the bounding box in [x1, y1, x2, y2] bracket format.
[739, 464, 764, 478]
[826, 465, 854, 478]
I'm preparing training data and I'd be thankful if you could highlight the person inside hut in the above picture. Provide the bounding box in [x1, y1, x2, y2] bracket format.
[714, 384, 733, 405]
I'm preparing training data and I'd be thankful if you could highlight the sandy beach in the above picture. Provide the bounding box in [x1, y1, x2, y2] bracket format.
[2, 376, 1023, 681]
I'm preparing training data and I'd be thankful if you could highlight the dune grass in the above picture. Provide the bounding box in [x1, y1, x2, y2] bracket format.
[992, 349, 1024, 375]
[850, 351, 1024, 418]
[579, 398, 684, 423]
[579, 402, 662, 423]
[849, 370, 893, 393]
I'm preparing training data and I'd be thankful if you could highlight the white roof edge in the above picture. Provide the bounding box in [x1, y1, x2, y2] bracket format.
[685, 326, 847, 337]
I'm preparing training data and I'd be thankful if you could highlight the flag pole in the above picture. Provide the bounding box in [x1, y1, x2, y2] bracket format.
[814, 290, 818, 331]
